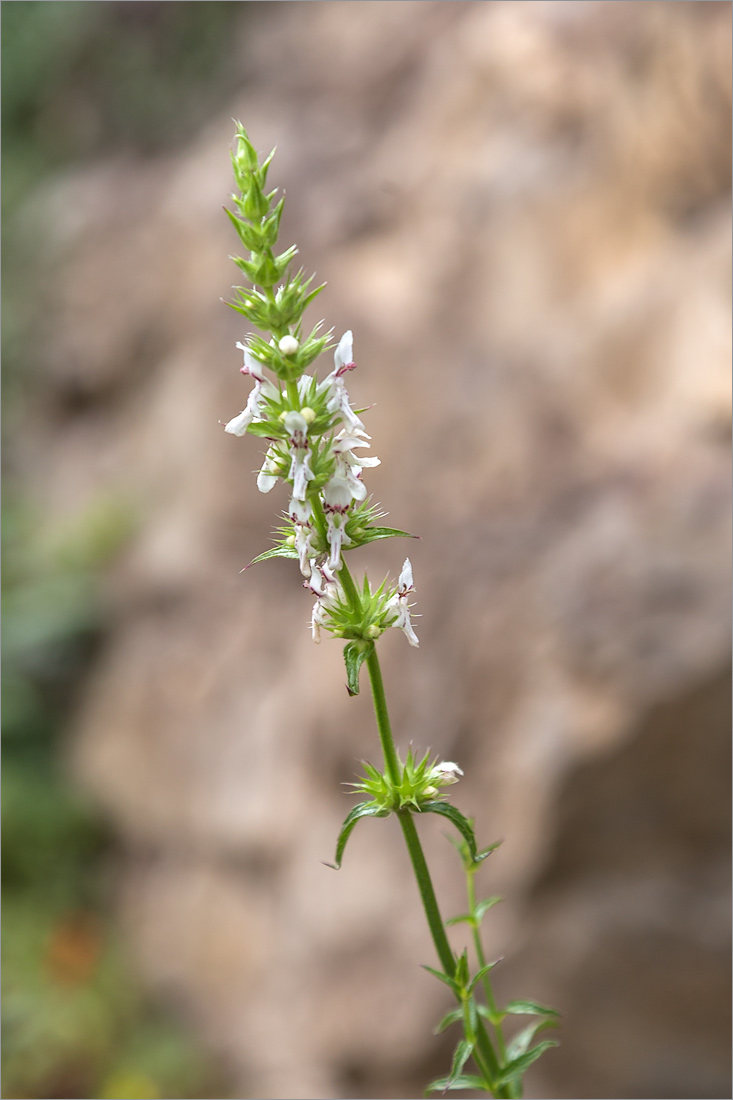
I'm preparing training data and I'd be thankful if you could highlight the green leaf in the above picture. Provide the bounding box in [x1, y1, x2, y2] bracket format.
[467, 959, 502, 995]
[418, 801, 492, 865]
[425, 1074, 489, 1094]
[324, 801, 387, 870]
[350, 525, 418, 546]
[494, 1041, 559, 1088]
[504, 999, 561, 1019]
[444, 912, 474, 928]
[421, 964, 459, 993]
[434, 1007, 462, 1034]
[506, 1019, 557, 1062]
[474, 896, 503, 922]
[448, 1039, 474, 1086]
[343, 640, 373, 697]
[248, 545, 298, 566]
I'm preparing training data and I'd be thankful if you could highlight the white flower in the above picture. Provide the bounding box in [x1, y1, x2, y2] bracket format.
[328, 428, 379, 504]
[307, 567, 342, 643]
[325, 513, 352, 574]
[385, 557, 419, 647]
[295, 523, 315, 578]
[288, 497, 316, 577]
[323, 474, 355, 513]
[318, 329, 364, 431]
[257, 446, 281, 493]
[398, 558, 414, 595]
[322, 473, 358, 574]
[224, 344, 278, 436]
[282, 410, 314, 501]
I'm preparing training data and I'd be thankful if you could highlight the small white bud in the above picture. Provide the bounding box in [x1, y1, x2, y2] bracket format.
[300, 406, 316, 424]
[278, 335, 299, 356]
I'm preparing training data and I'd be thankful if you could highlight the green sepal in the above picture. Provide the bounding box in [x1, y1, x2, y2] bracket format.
[225, 207, 265, 252]
[425, 1074, 489, 1095]
[343, 640, 373, 697]
[493, 1040, 559, 1088]
[434, 1007, 463, 1035]
[324, 800, 388, 870]
[418, 801, 494, 865]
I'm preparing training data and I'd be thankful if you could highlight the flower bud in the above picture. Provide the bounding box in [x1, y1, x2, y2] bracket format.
[278, 334, 300, 356]
[429, 761, 464, 786]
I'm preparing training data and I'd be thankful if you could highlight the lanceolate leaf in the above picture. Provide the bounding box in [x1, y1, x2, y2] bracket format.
[474, 895, 503, 922]
[434, 1007, 463, 1034]
[418, 801, 492, 864]
[448, 1039, 474, 1087]
[494, 1040, 559, 1087]
[421, 964, 459, 993]
[325, 801, 388, 870]
[248, 545, 299, 565]
[467, 959, 503, 995]
[425, 1074, 489, 1094]
[506, 1019, 557, 1062]
[444, 912, 474, 928]
[504, 999, 561, 1019]
[353, 525, 418, 545]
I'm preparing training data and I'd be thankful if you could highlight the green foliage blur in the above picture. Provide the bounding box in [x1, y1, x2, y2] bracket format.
[2, 4, 246, 1096]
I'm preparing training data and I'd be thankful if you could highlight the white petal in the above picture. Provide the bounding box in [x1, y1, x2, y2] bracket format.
[399, 559, 414, 592]
[334, 330, 353, 370]
[240, 345, 267, 382]
[257, 471, 278, 493]
[257, 448, 280, 492]
[323, 475, 354, 512]
[224, 408, 253, 436]
[282, 410, 309, 437]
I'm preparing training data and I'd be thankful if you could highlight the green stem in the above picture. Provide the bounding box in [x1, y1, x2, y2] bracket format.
[364, 645, 507, 1097]
[364, 646, 402, 788]
[398, 809, 506, 1095]
[398, 810, 455, 976]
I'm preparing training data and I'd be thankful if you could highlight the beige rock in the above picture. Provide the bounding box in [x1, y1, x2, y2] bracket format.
[18, 2, 731, 1097]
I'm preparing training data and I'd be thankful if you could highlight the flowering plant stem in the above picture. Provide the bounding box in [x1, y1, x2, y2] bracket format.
[362, 626, 511, 1098]
[221, 123, 558, 1099]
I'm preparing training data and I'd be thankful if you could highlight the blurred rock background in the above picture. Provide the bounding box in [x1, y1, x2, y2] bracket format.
[2, 2, 730, 1099]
